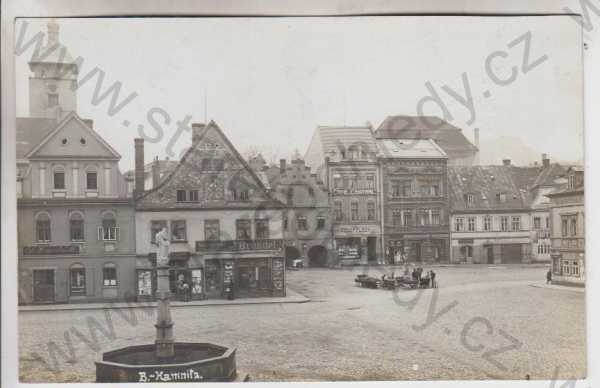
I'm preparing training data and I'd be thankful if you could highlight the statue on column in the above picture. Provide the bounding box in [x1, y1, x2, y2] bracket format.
[156, 227, 170, 266]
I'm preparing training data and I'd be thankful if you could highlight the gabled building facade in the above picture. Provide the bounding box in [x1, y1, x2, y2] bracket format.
[378, 139, 450, 263]
[305, 126, 382, 266]
[134, 122, 286, 300]
[266, 159, 333, 267]
[547, 167, 585, 286]
[17, 21, 136, 305]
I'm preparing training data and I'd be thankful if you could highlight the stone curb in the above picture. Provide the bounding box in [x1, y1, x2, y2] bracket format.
[18, 288, 310, 312]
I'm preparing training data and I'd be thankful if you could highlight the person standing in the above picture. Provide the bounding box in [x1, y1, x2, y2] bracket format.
[546, 269, 552, 284]
[430, 270, 437, 288]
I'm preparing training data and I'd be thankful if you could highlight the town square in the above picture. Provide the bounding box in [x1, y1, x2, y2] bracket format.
[8, 15, 587, 383]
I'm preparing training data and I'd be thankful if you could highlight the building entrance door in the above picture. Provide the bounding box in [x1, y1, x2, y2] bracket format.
[367, 237, 377, 262]
[486, 246, 494, 264]
[237, 259, 270, 297]
[33, 269, 55, 303]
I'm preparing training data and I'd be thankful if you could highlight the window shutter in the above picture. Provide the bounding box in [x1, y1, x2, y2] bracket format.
[97, 227, 103, 241]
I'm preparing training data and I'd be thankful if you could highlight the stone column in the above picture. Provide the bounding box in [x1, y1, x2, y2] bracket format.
[155, 265, 174, 359]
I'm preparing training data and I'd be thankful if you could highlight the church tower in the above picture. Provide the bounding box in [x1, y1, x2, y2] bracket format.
[28, 19, 78, 119]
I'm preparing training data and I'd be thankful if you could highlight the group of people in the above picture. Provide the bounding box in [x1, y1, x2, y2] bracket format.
[410, 267, 437, 288]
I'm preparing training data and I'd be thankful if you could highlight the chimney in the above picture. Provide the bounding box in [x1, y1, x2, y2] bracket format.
[280, 159, 286, 174]
[502, 159, 511, 166]
[152, 157, 160, 188]
[191, 123, 205, 144]
[542, 153, 550, 168]
[134, 138, 145, 196]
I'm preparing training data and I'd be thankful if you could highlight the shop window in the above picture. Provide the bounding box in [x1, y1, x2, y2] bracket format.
[137, 270, 153, 296]
[236, 219, 252, 240]
[86, 171, 98, 190]
[316, 216, 326, 229]
[255, 219, 270, 239]
[151, 220, 167, 243]
[36, 212, 51, 242]
[296, 216, 308, 231]
[69, 212, 84, 241]
[70, 264, 86, 296]
[103, 263, 117, 286]
[204, 219, 220, 241]
[191, 269, 203, 296]
[171, 220, 187, 241]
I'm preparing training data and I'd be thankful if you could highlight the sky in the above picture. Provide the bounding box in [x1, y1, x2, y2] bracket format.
[15, 16, 584, 171]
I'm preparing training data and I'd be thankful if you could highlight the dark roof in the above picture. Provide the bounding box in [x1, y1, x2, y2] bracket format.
[375, 115, 478, 154]
[16, 117, 57, 159]
[531, 163, 568, 188]
[448, 165, 541, 211]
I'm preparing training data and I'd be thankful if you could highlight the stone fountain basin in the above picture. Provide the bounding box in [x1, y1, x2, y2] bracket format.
[96, 342, 236, 383]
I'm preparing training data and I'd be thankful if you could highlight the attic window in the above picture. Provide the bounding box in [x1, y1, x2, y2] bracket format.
[61, 138, 68, 145]
[80, 138, 86, 145]
[464, 193, 475, 206]
[496, 193, 507, 203]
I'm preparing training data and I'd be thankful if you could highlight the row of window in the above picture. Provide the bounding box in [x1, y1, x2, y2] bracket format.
[69, 263, 118, 296]
[464, 192, 510, 206]
[35, 212, 119, 243]
[334, 201, 376, 222]
[454, 216, 521, 232]
[391, 208, 442, 226]
[283, 215, 326, 231]
[50, 169, 98, 191]
[332, 175, 376, 190]
[389, 180, 441, 198]
[150, 218, 271, 243]
[176, 188, 249, 202]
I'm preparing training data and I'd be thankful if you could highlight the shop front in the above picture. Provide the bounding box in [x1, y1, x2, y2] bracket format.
[334, 224, 381, 265]
[136, 253, 285, 300]
[387, 234, 449, 263]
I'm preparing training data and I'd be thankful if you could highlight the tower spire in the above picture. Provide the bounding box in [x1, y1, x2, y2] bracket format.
[47, 18, 59, 46]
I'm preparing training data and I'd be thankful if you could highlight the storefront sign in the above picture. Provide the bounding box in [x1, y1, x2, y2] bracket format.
[272, 258, 284, 290]
[336, 225, 379, 235]
[138, 369, 203, 382]
[23, 245, 80, 255]
[333, 188, 375, 195]
[458, 239, 474, 244]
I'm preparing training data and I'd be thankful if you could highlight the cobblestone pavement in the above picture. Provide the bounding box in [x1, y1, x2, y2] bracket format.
[18, 265, 585, 382]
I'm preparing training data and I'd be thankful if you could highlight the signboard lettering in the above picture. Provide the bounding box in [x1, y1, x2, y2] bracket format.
[138, 368, 203, 382]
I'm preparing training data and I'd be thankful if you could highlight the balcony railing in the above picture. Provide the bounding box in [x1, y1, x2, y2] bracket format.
[195, 239, 284, 252]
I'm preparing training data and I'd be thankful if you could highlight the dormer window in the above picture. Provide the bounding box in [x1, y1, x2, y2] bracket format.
[496, 193, 507, 203]
[568, 174, 575, 189]
[465, 193, 475, 207]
